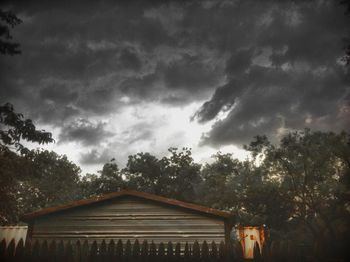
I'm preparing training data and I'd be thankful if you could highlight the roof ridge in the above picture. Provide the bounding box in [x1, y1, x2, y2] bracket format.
[22, 189, 232, 221]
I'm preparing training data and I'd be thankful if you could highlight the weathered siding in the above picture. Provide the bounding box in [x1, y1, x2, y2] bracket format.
[31, 196, 225, 245]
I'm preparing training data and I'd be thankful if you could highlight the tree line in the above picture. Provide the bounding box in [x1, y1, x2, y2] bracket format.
[1, 102, 349, 259]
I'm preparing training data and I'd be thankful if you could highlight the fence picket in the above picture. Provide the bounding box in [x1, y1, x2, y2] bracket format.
[5, 239, 15, 261]
[74, 240, 81, 262]
[202, 241, 209, 262]
[141, 240, 148, 262]
[133, 239, 140, 261]
[115, 239, 123, 261]
[157, 242, 165, 262]
[14, 239, 24, 262]
[125, 239, 132, 262]
[100, 240, 107, 262]
[80, 240, 89, 262]
[107, 240, 115, 262]
[192, 241, 200, 262]
[89, 241, 98, 262]
[210, 241, 217, 261]
[174, 243, 181, 260]
[30, 240, 40, 262]
[253, 242, 261, 262]
[166, 241, 174, 262]
[57, 240, 65, 262]
[184, 242, 190, 262]
[65, 241, 74, 262]
[218, 241, 225, 261]
[0, 239, 6, 261]
[40, 240, 49, 262]
[149, 241, 156, 260]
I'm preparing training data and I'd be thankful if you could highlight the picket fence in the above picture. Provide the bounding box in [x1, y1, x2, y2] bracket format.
[1, 237, 345, 262]
[0, 238, 243, 262]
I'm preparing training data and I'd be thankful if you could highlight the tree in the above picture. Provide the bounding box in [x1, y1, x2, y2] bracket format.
[160, 147, 202, 201]
[16, 150, 81, 216]
[0, 9, 21, 55]
[199, 153, 292, 229]
[246, 129, 350, 248]
[0, 103, 53, 154]
[123, 148, 201, 202]
[123, 152, 164, 195]
[0, 103, 54, 224]
[79, 159, 126, 198]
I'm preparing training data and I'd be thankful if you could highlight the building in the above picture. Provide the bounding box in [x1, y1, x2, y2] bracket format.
[22, 190, 234, 246]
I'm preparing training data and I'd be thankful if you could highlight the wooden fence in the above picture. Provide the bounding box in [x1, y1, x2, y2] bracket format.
[0, 238, 242, 262]
[0, 238, 346, 262]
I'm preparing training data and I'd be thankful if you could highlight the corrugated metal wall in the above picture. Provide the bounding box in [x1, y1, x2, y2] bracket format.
[0, 226, 28, 247]
[31, 196, 225, 245]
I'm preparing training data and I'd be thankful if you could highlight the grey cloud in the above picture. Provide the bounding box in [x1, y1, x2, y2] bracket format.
[80, 149, 112, 165]
[1, 0, 349, 153]
[39, 84, 79, 104]
[59, 119, 113, 146]
[197, 64, 349, 146]
[163, 54, 221, 91]
[119, 48, 142, 71]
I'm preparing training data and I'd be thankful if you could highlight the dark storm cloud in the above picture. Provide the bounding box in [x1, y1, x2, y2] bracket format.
[59, 119, 113, 146]
[119, 48, 142, 71]
[0, 0, 349, 159]
[163, 54, 221, 91]
[192, 0, 350, 146]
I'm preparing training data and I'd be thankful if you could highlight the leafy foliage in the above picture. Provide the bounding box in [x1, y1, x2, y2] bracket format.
[0, 103, 53, 155]
[80, 160, 126, 197]
[0, 9, 21, 55]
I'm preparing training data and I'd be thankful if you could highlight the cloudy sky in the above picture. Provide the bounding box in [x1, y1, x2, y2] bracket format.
[1, 0, 349, 174]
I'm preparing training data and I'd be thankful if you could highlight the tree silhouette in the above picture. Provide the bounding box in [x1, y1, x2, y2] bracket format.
[0, 8, 22, 55]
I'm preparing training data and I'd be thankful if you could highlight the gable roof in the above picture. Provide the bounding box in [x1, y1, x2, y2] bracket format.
[22, 190, 232, 221]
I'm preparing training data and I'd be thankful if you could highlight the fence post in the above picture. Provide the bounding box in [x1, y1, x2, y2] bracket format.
[210, 241, 217, 262]
[201, 241, 209, 262]
[40, 240, 49, 262]
[184, 242, 190, 262]
[5, 238, 16, 261]
[80, 240, 89, 262]
[107, 240, 115, 262]
[30, 240, 40, 262]
[174, 243, 181, 261]
[149, 241, 156, 261]
[89, 241, 98, 262]
[133, 239, 140, 261]
[158, 242, 165, 262]
[167, 241, 174, 261]
[192, 241, 200, 262]
[219, 241, 225, 262]
[57, 240, 65, 262]
[0, 239, 6, 262]
[23, 239, 32, 262]
[140, 240, 148, 262]
[48, 240, 56, 262]
[253, 242, 261, 262]
[74, 240, 81, 262]
[115, 239, 123, 261]
[125, 239, 132, 262]
[65, 241, 74, 262]
[14, 238, 24, 262]
[99, 240, 107, 262]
